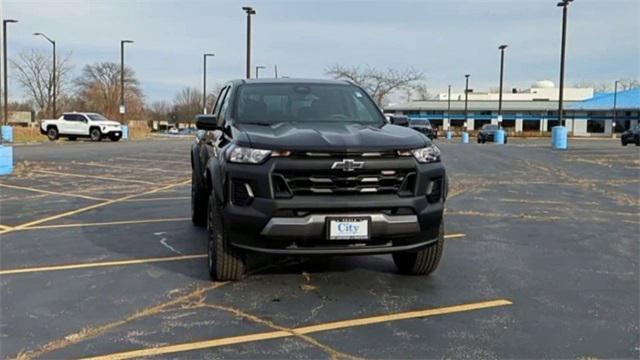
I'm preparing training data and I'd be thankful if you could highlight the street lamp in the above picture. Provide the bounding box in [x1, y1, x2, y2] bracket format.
[498, 44, 508, 123]
[255, 65, 265, 79]
[120, 40, 134, 123]
[203, 53, 214, 114]
[242, 6, 256, 79]
[557, 0, 574, 127]
[34, 32, 56, 118]
[274, 64, 278, 79]
[464, 74, 470, 130]
[2, 19, 18, 125]
[446, 84, 451, 130]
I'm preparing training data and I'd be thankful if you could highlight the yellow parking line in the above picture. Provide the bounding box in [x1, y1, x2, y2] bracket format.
[73, 161, 188, 174]
[0, 183, 108, 201]
[0, 224, 13, 230]
[0, 179, 190, 235]
[81, 299, 512, 360]
[33, 169, 157, 185]
[118, 157, 187, 165]
[444, 233, 466, 239]
[0, 254, 206, 276]
[123, 196, 190, 202]
[11, 217, 191, 231]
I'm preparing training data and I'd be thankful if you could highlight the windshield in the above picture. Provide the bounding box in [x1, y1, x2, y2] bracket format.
[483, 124, 499, 130]
[87, 113, 109, 121]
[234, 83, 384, 125]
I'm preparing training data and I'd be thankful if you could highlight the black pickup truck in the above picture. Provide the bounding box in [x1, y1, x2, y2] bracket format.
[191, 79, 447, 280]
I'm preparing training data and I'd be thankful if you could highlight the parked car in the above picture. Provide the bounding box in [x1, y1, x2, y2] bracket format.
[410, 119, 438, 139]
[621, 124, 640, 146]
[40, 112, 122, 141]
[191, 79, 447, 281]
[168, 127, 179, 135]
[477, 124, 507, 144]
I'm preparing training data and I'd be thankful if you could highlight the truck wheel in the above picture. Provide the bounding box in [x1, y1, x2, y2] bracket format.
[191, 170, 207, 227]
[90, 128, 102, 142]
[47, 127, 59, 141]
[393, 221, 445, 275]
[622, 140, 627, 146]
[207, 191, 246, 281]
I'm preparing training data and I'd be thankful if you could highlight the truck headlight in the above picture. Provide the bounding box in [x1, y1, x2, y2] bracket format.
[229, 146, 272, 164]
[398, 145, 440, 163]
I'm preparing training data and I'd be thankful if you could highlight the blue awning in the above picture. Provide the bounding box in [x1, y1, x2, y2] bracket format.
[567, 87, 640, 111]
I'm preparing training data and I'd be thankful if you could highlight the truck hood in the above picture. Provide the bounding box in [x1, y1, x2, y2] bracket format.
[235, 122, 429, 152]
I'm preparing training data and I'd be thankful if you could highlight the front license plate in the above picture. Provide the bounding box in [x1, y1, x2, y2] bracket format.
[327, 217, 370, 240]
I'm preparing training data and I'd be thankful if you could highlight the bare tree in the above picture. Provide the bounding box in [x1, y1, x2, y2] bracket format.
[410, 82, 432, 101]
[574, 79, 639, 94]
[618, 78, 640, 91]
[147, 100, 171, 122]
[573, 81, 610, 94]
[74, 62, 145, 120]
[326, 64, 424, 105]
[173, 87, 202, 126]
[10, 49, 73, 118]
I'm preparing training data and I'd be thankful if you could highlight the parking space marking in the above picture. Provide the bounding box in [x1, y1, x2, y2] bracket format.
[0, 224, 13, 230]
[10, 217, 191, 231]
[33, 169, 158, 185]
[81, 299, 512, 360]
[0, 183, 108, 201]
[0, 179, 190, 235]
[445, 233, 466, 239]
[73, 161, 189, 174]
[123, 196, 190, 202]
[117, 157, 187, 165]
[0, 254, 206, 275]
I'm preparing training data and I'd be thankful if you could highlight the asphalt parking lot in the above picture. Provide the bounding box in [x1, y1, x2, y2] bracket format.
[0, 137, 638, 359]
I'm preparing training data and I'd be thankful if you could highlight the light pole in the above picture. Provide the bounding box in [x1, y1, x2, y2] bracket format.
[498, 44, 508, 123]
[255, 65, 265, 79]
[203, 53, 214, 114]
[274, 64, 278, 79]
[612, 79, 620, 137]
[2, 19, 18, 125]
[464, 74, 470, 130]
[34, 32, 56, 118]
[447, 85, 451, 130]
[120, 40, 133, 124]
[242, 6, 256, 79]
[557, 0, 573, 127]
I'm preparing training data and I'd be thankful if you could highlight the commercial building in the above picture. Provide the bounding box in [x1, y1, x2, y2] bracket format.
[385, 81, 639, 136]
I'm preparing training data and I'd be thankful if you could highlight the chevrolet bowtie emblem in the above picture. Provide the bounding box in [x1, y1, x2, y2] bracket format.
[331, 159, 364, 172]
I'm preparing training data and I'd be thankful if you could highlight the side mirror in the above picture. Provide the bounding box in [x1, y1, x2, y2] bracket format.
[196, 115, 220, 130]
[390, 115, 409, 127]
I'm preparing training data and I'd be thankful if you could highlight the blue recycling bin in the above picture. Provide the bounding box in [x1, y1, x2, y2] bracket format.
[1, 126, 13, 142]
[121, 125, 129, 140]
[495, 129, 506, 144]
[446, 131, 453, 140]
[552, 126, 568, 150]
[0, 145, 13, 175]
[461, 132, 469, 144]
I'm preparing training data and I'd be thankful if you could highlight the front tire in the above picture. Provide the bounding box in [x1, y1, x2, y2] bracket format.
[191, 170, 207, 227]
[622, 140, 627, 146]
[393, 221, 445, 276]
[207, 191, 246, 281]
[47, 127, 59, 141]
[90, 128, 102, 142]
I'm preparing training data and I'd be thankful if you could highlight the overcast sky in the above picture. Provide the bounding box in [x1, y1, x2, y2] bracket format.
[3, 0, 639, 103]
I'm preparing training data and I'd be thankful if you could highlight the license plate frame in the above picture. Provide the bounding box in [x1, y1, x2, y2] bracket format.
[326, 216, 371, 241]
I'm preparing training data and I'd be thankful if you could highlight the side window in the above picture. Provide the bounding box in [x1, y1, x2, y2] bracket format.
[76, 115, 87, 123]
[212, 87, 229, 118]
[218, 87, 233, 124]
[63, 114, 75, 121]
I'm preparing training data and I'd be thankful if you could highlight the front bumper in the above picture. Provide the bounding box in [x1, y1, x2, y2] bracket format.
[221, 157, 446, 255]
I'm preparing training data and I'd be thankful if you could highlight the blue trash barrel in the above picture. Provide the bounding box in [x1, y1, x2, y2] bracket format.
[1, 126, 13, 142]
[0, 145, 13, 175]
[495, 129, 505, 144]
[121, 125, 129, 140]
[461, 132, 469, 144]
[552, 126, 568, 150]
[446, 131, 453, 140]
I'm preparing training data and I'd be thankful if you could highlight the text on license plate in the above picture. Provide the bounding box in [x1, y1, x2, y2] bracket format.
[328, 217, 369, 240]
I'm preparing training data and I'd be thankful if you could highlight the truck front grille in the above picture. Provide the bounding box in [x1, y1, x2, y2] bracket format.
[273, 169, 416, 197]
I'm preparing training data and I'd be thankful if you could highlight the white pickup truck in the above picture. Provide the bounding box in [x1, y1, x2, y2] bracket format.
[40, 112, 123, 141]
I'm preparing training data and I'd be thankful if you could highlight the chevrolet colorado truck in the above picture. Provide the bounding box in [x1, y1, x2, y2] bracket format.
[40, 112, 123, 141]
[191, 79, 447, 281]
